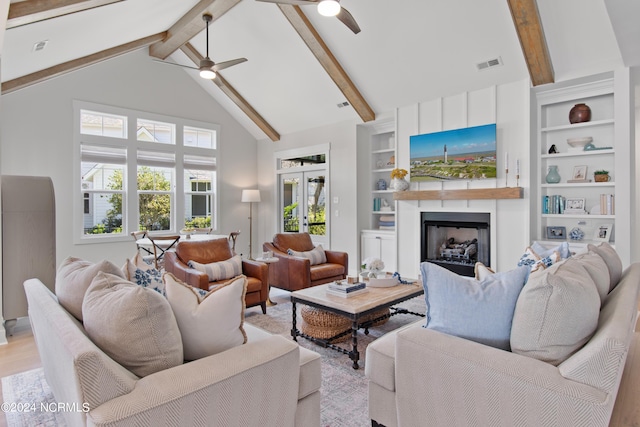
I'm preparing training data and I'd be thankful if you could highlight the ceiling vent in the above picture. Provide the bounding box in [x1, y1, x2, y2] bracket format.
[337, 101, 350, 108]
[476, 57, 503, 71]
[32, 40, 49, 52]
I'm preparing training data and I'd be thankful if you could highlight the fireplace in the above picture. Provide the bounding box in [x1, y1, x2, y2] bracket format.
[421, 212, 490, 277]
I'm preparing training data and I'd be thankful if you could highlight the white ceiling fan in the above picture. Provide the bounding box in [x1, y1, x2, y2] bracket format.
[155, 13, 247, 79]
[256, 0, 361, 34]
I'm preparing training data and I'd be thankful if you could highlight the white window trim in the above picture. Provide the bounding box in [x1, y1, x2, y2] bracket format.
[73, 101, 220, 244]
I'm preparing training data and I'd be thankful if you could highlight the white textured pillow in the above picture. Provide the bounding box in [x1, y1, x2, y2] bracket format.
[164, 272, 247, 361]
[55, 257, 126, 321]
[287, 244, 327, 265]
[587, 242, 623, 292]
[571, 251, 610, 302]
[531, 241, 571, 259]
[122, 253, 165, 296]
[188, 255, 242, 282]
[82, 272, 183, 377]
[510, 258, 601, 365]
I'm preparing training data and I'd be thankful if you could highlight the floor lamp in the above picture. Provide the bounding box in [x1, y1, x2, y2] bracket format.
[241, 189, 261, 259]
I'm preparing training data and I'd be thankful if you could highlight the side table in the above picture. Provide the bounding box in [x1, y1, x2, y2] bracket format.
[255, 256, 279, 306]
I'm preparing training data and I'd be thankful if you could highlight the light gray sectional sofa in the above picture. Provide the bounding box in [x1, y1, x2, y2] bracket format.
[366, 243, 640, 427]
[24, 278, 321, 427]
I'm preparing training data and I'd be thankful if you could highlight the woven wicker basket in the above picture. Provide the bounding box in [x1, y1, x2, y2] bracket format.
[299, 306, 390, 342]
[301, 306, 351, 328]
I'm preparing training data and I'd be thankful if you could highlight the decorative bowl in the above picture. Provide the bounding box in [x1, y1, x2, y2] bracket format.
[366, 275, 400, 288]
[566, 137, 593, 148]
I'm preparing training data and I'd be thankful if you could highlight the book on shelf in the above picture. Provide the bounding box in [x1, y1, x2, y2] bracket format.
[567, 179, 592, 183]
[328, 282, 366, 293]
[326, 288, 369, 298]
[600, 194, 615, 215]
[378, 225, 395, 230]
[542, 195, 566, 214]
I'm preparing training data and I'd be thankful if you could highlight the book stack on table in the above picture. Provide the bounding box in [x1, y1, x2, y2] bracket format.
[326, 281, 368, 298]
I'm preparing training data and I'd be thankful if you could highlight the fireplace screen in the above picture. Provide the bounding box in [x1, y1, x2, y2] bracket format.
[421, 212, 490, 277]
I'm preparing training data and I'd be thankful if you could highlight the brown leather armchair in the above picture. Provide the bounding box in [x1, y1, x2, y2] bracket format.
[263, 233, 348, 292]
[164, 238, 269, 314]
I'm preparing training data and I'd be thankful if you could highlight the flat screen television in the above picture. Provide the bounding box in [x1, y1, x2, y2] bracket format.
[409, 123, 496, 181]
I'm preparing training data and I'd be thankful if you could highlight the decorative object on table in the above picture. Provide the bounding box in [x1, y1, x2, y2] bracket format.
[391, 272, 416, 285]
[594, 170, 611, 182]
[180, 228, 195, 239]
[545, 165, 561, 183]
[569, 103, 591, 124]
[241, 189, 261, 259]
[361, 257, 385, 279]
[367, 273, 400, 288]
[376, 179, 387, 190]
[571, 165, 588, 181]
[390, 168, 409, 191]
[593, 223, 613, 242]
[548, 144, 558, 154]
[566, 137, 593, 150]
[564, 197, 586, 214]
[569, 227, 585, 241]
[546, 226, 567, 240]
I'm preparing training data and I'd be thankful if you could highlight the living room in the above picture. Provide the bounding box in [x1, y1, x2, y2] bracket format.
[1, 1, 640, 426]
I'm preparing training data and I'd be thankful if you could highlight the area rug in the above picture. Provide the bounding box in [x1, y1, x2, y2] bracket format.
[1, 296, 425, 427]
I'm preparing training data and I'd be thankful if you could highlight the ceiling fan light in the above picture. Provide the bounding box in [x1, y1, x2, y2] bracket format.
[317, 0, 340, 17]
[200, 69, 216, 79]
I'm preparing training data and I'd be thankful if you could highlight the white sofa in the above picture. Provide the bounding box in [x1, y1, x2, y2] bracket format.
[24, 278, 322, 427]
[366, 252, 640, 427]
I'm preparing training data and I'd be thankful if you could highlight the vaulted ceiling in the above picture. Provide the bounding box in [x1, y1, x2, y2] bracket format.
[1, 0, 637, 141]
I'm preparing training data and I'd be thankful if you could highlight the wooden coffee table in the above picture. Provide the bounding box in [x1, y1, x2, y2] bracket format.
[290, 282, 425, 369]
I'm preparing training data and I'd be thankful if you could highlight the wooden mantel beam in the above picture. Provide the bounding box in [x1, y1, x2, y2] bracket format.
[507, 0, 554, 86]
[7, 0, 123, 29]
[278, 4, 375, 123]
[180, 43, 280, 142]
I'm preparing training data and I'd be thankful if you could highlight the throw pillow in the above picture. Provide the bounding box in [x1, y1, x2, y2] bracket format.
[420, 262, 530, 351]
[122, 253, 165, 296]
[474, 262, 495, 281]
[82, 272, 183, 377]
[164, 272, 248, 361]
[587, 242, 622, 292]
[531, 241, 571, 259]
[517, 247, 561, 273]
[188, 255, 242, 282]
[510, 258, 601, 365]
[570, 251, 610, 302]
[287, 245, 327, 265]
[55, 257, 126, 321]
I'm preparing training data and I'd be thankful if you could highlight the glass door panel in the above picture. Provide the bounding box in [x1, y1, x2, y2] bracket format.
[305, 172, 326, 243]
[280, 173, 301, 233]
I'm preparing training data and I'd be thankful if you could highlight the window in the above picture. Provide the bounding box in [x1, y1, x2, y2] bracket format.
[74, 102, 219, 242]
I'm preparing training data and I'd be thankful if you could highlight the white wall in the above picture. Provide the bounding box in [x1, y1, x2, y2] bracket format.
[256, 119, 360, 273]
[394, 80, 531, 276]
[0, 49, 258, 269]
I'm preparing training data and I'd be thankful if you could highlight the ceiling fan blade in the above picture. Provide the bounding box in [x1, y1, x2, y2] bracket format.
[153, 59, 200, 72]
[255, 0, 318, 5]
[336, 7, 361, 34]
[212, 58, 248, 72]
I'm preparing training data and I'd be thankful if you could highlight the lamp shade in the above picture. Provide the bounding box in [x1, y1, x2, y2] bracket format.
[241, 189, 261, 203]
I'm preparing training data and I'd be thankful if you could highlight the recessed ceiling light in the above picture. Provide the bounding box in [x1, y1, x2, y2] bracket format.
[33, 40, 49, 52]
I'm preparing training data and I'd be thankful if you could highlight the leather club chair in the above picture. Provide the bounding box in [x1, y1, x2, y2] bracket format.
[263, 232, 348, 292]
[164, 238, 269, 313]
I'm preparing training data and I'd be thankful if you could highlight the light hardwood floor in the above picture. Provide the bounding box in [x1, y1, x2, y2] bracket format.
[1, 315, 639, 427]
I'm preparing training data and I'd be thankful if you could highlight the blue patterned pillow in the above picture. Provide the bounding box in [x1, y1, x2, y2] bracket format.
[517, 247, 561, 273]
[287, 245, 327, 265]
[123, 254, 165, 296]
[421, 262, 530, 351]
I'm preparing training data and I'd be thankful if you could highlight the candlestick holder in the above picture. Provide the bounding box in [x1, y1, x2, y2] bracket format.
[505, 168, 509, 187]
[516, 174, 520, 187]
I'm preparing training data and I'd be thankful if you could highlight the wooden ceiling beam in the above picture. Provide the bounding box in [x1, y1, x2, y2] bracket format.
[7, 0, 123, 29]
[180, 43, 280, 142]
[1, 32, 165, 94]
[278, 4, 375, 123]
[507, 0, 554, 86]
[149, 0, 240, 60]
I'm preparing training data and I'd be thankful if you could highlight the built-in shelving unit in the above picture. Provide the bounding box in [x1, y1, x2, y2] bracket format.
[357, 117, 398, 272]
[530, 70, 631, 263]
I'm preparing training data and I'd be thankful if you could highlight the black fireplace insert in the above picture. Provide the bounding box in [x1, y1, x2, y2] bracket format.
[421, 212, 490, 277]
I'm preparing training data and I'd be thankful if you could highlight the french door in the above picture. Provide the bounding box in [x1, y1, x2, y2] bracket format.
[279, 170, 327, 246]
